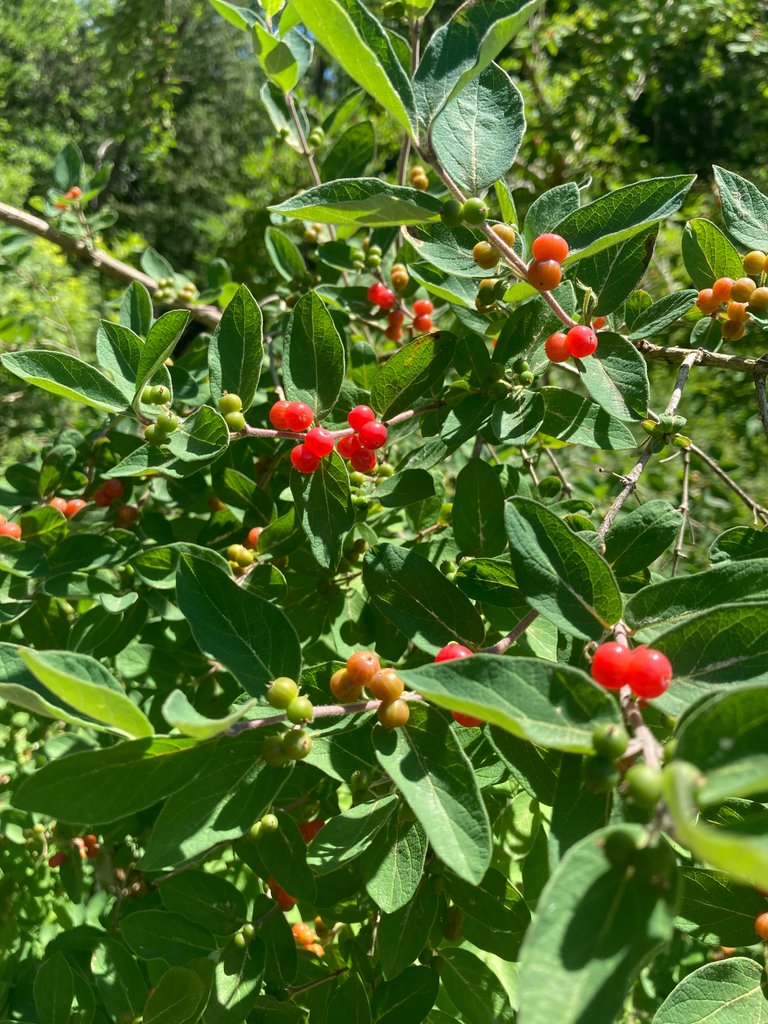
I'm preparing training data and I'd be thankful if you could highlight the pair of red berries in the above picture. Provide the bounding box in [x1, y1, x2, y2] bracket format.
[526, 233, 570, 293]
[434, 643, 483, 728]
[269, 400, 314, 433]
[0, 514, 21, 539]
[268, 400, 325, 474]
[384, 299, 434, 341]
[367, 282, 396, 310]
[545, 324, 599, 362]
[591, 642, 673, 699]
[92, 479, 124, 507]
[336, 406, 388, 474]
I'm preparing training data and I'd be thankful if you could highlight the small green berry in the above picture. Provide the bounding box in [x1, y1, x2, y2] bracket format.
[141, 386, 154, 403]
[283, 729, 313, 761]
[248, 821, 262, 840]
[260, 813, 279, 833]
[624, 764, 664, 808]
[144, 424, 166, 446]
[582, 755, 620, 793]
[266, 676, 299, 710]
[286, 695, 314, 724]
[461, 197, 489, 225]
[440, 198, 464, 227]
[603, 829, 638, 867]
[242, 923, 255, 941]
[225, 411, 246, 432]
[262, 736, 290, 767]
[218, 393, 243, 415]
[150, 385, 170, 405]
[519, 370, 535, 386]
[233, 932, 247, 949]
[156, 412, 179, 434]
[592, 723, 629, 760]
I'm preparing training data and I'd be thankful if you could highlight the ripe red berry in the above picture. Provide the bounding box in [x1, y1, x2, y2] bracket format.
[102, 479, 125, 502]
[413, 315, 433, 333]
[544, 332, 570, 363]
[367, 282, 386, 304]
[711, 278, 734, 303]
[83, 834, 99, 848]
[755, 912, 768, 941]
[348, 405, 375, 431]
[92, 488, 111, 507]
[413, 299, 434, 317]
[592, 316, 607, 330]
[290, 444, 321, 474]
[304, 427, 334, 458]
[48, 852, 67, 868]
[696, 288, 719, 314]
[246, 526, 263, 549]
[66, 186, 82, 200]
[330, 668, 364, 702]
[337, 434, 362, 459]
[435, 643, 472, 662]
[527, 259, 563, 291]
[86, 845, 100, 859]
[285, 402, 314, 432]
[385, 325, 403, 342]
[565, 325, 598, 358]
[629, 646, 672, 699]
[350, 448, 376, 472]
[268, 876, 296, 911]
[452, 712, 484, 727]
[591, 642, 633, 691]
[48, 497, 68, 513]
[269, 400, 292, 430]
[64, 499, 87, 518]
[116, 504, 140, 527]
[377, 288, 396, 310]
[0, 522, 22, 540]
[298, 819, 325, 843]
[346, 650, 381, 685]
[358, 421, 387, 450]
[388, 309, 406, 328]
[531, 233, 569, 263]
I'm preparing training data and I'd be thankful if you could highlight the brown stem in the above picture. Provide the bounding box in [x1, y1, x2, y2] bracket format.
[633, 337, 768, 378]
[756, 376, 768, 438]
[612, 623, 664, 770]
[288, 968, 348, 996]
[671, 449, 691, 576]
[480, 610, 539, 654]
[230, 692, 425, 735]
[689, 442, 768, 526]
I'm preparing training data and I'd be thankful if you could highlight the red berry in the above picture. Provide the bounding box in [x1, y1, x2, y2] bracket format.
[544, 331, 570, 363]
[591, 642, 633, 691]
[285, 402, 314, 432]
[413, 315, 433, 333]
[452, 712, 484, 727]
[246, 527, 263, 549]
[268, 876, 297, 911]
[64, 499, 87, 518]
[629, 646, 672, 699]
[531, 233, 569, 263]
[0, 522, 22, 540]
[527, 259, 563, 291]
[86, 846, 100, 859]
[358, 421, 387, 450]
[269, 400, 292, 430]
[367, 282, 387, 304]
[377, 287, 396, 311]
[48, 497, 68, 513]
[565, 325, 598, 358]
[755, 912, 768, 940]
[413, 299, 434, 317]
[348, 405, 375, 431]
[388, 309, 406, 328]
[592, 316, 607, 330]
[290, 444, 321, 474]
[696, 288, 719, 314]
[116, 504, 140, 527]
[102, 479, 124, 502]
[350, 448, 376, 472]
[712, 277, 734, 303]
[66, 186, 82, 200]
[304, 427, 334, 458]
[93, 488, 111, 507]
[83, 834, 99, 848]
[435, 644, 472, 662]
[48, 852, 67, 868]
[385, 325, 403, 342]
[298, 819, 325, 843]
[337, 434, 362, 459]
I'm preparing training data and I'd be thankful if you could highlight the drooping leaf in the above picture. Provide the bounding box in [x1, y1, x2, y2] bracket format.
[208, 285, 264, 410]
[1, 351, 129, 413]
[713, 165, 768, 251]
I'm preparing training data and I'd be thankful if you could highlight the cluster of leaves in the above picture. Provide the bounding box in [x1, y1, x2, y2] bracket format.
[1, 2, 768, 1024]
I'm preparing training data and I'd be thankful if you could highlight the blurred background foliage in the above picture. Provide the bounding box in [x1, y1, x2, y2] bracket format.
[0, 0, 766, 563]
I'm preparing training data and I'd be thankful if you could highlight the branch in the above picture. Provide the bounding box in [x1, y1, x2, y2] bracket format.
[633, 337, 768, 378]
[689, 442, 768, 525]
[229, 692, 425, 735]
[480, 610, 539, 654]
[0, 201, 222, 329]
[756, 376, 768, 439]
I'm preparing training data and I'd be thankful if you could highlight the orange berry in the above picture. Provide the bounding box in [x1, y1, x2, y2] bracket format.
[755, 912, 768, 941]
[696, 288, 718, 314]
[345, 651, 381, 686]
[304, 943, 325, 957]
[726, 301, 749, 324]
[329, 668, 364, 703]
[527, 259, 562, 291]
[368, 668, 404, 702]
[385, 325, 403, 342]
[731, 277, 756, 302]
[711, 277, 734, 303]
[377, 699, 410, 729]
[748, 286, 768, 310]
[722, 320, 746, 341]
[742, 251, 766, 276]
[490, 224, 516, 248]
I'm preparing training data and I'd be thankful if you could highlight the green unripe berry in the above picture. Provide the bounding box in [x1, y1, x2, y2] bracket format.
[368, 245, 382, 258]
[641, 419, 658, 435]
[366, 254, 382, 269]
[286, 695, 314, 724]
[582, 755, 620, 793]
[267, 676, 300, 710]
[633, 842, 677, 885]
[144, 424, 167, 446]
[156, 412, 179, 434]
[349, 471, 366, 486]
[225, 411, 246, 432]
[234, 932, 248, 949]
[672, 434, 692, 449]
[283, 728, 313, 760]
[150, 385, 170, 405]
[440, 198, 464, 227]
[260, 812, 279, 833]
[141, 386, 154, 403]
[493, 278, 509, 299]
[512, 358, 529, 374]
[592, 723, 629, 760]
[519, 370, 535, 386]
[242, 923, 255, 942]
[218, 393, 243, 415]
[350, 768, 374, 791]
[461, 197, 489, 225]
[262, 736, 291, 766]
[377, 462, 394, 477]
[603, 829, 638, 867]
[624, 763, 664, 808]
[248, 821, 262, 840]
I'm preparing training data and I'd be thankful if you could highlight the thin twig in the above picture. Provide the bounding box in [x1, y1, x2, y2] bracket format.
[613, 623, 664, 770]
[288, 968, 348, 996]
[229, 692, 425, 735]
[520, 446, 540, 487]
[671, 449, 691, 576]
[480, 610, 539, 654]
[543, 446, 573, 496]
[756, 376, 768, 439]
[285, 91, 322, 188]
[689, 442, 768, 526]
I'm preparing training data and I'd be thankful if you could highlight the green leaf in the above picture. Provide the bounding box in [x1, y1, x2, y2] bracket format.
[308, 795, 398, 875]
[373, 706, 492, 884]
[710, 527, 768, 563]
[454, 558, 519, 607]
[209, 0, 261, 29]
[164, 406, 230, 470]
[431, 64, 525, 195]
[626, 289, 697, 339]
[286, 0, 415, 135]
[603, 499, 683, 576]
[377, 469, 436, 508]
[12, 737, 213, 823]
[176, 554, 302, 697]
[283, 292, 345, 419]
[364, 818, 429, 913]
[518, 825, 679, 1024]
[96, 321, 145, 399]
[19, 648, 154, 739]
[211, 468, 273, 523]
[120, 282, 153, 336]
[144, 966, 208, 1024]
[54, 142, 83, 190]
[327, 974, 372, 1024]
[678, 868, 768, 946]
[653, 958, 768, 1024]
[413, 0, 543, 132]
[447, 868, 530, 960]
[159, 871, 247, 935]
[132, 543, 230, 590]
[404, 223, 487, 279]
[575, 229, 657, 315]
[377, 882, 439, 979]
[453, 459, 506, 557]
[370, 966, 439, 1024]
[162, 690, 257, 740]
[523, 184, 580, 255]
[208, 285, 264, 410]
[539, 387, 637, 449]
[135, 309, 190, 401]
[713, 165, 768, 251]
[556, 175, 696, 262]
[264, 227, 306, 283]
[321, 122, 376, 182]
[399, 655, 620, 752]
[270, 178, 441, 226]
[205, 939, 266, 1024]
[1, 350, 128, 413]
[577, 332, 650, 420]
[438, 948, 514, 1024]
[141, 246, 175, 281]
[290, 451, 353, 570]
[681, 219, 745, 289]
[504, 497, 623, 638]
[362, 543, 485, 653]
[253, 25, 302, 92]
[648, 603, 768, 716]
[490, 390, 545, 445]
[121, 912, 216, 965]
[90, 940, 147, 1019]
[370, 332, 456, 419]
[34, 954, 74, 1024]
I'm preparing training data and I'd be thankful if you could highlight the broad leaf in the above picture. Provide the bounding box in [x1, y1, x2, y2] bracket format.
[34, 954, 73, 1024]
[144, 966, 209, 1024]
[653, 958, 768, 1024]
[135, 309, 190, 400]
[713, 165, 768, 251]
[377, 882, 438, 979]
[626, 289, 697, 339]
[539, 388, 637, 449]
[162, 690, 257, 740]
[1, 351, 128, 413]
[119, 281, 153, 336]
[681, 218, 744, 288]
[438, 948, 514, 1024]
[365, 818, 429, 913]
[208, 285, 264, 410]
[159, 871, 247, 935]
[270, 178, 441, 226]
[121, 911, 216, 965]
[283, 292, 345, 419]
[452, 459, 506, 557]
[370, 331, 456, 419]
[573, 229, 657, 314]
[577, 331, 650, 420]
[322, 122, 376, 182]
[603, 499, 683, 576]
[290, 452, 353, 570]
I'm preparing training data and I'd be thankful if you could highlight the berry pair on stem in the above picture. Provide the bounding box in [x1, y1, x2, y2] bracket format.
[336, 406, 388, 474]
[383, 299, 434, 341]
[591, 642, 673, 698]
[545, 324, 599, 362]
[329, 651, 410, 728]
[526, 233, 570, 292]
[434, 643, 483, 727]
[92, 479, 124, 508]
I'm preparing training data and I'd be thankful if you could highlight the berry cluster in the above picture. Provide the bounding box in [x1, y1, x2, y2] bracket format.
[223, 526, 262, 576]
[308, 126, 324, 148]
[330, 650, 410, 728]
[53, 186, 82, 210]
[92, 478, 124, 508]
[336, 406, 388, 474]
[0, 514, 22, 539]
[476, 278, 509, 312]
[292, 921, 324, 957]
[410, 165, 429, 191]
[434, 643, 483, 727]
[696, 254, 768, 340]
[544, 324, 599, 362]
[390, 263, 409, 291]
[591, 642, 673, 699]
[49, 497, 86, 518]
[153, 276, 197, 304]
[440, 196, 488, 227]
[261, 676, 314, 765]
[367, 281, 396, 310]
[141, 384, 182, 445]
[219, 393, 246, 432]
[48, 833, 100, 869]
[382, 298, 435, 341]
[303, 222, 323, 245]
